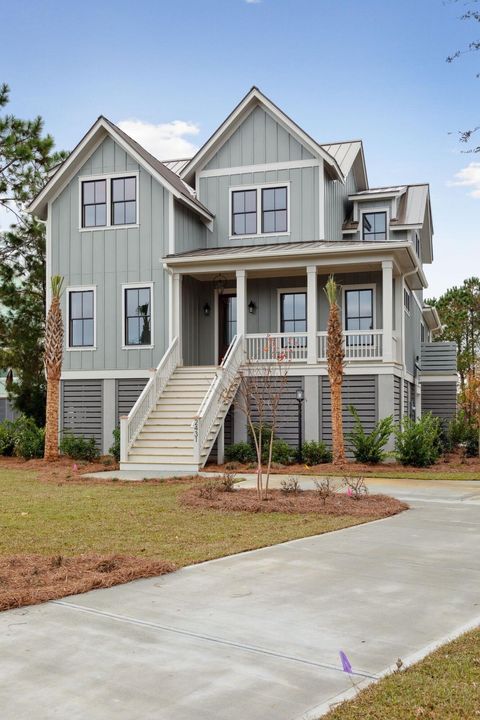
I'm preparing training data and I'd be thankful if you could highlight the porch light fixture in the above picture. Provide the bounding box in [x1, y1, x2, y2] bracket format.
[203, 303, 211, 317]
[248, 300, 256, 314]
[213, 273, 227, 295]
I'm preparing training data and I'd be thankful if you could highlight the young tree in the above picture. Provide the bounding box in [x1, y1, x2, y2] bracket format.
[44, 276, 64, 461]
[325, 275, 346, 465]
[459, 367, 480, 457]
[0, 83, 66, 421]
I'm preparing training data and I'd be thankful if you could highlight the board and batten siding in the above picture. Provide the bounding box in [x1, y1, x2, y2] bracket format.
[174, 202, 207, 255]
[116, 379, 148, 422]
[320, 375, 377, 446]
[61, 380, 103, 447]
[422, 382, 457, 422]
[52, 135, 170, 374]
[324, 169, 357, 240]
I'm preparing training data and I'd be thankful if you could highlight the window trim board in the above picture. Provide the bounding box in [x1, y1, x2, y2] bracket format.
[359, 205, 390, 242]
[121, 281, 154, 350]
[78, 171, 139, 232]
[65, 285, 97, 351]
[228, 181, 291, 240]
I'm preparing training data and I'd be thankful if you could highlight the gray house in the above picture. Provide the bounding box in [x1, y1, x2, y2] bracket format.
[29, 87, 457, 471]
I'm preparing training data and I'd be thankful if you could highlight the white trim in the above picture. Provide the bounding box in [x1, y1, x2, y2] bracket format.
[318, 160, 325, 240]
[180, 87, 343, 182]
[228, 181, 290, 240]
[61, 369, 153, 380]
[341, 283, 377, 330]
[168, 193, 175, 254]
[46, 202, 52, 309]
[213, 286, 237, 363]
[277, 287, 307, 332]
[421, 374, 458, 382]
[121, 282, 154, 350]
[65, 285, 97, 351]
[78, 171, 139, 231]
[359, 205, 390, 242]
[199, 158, 320, 178]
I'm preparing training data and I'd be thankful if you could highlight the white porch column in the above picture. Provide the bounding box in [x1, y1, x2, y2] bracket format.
[172, 272, 183, 362]
[236, 269, 247, 337]
[382, 260, 393, 362]
[307, 265, 318, 364]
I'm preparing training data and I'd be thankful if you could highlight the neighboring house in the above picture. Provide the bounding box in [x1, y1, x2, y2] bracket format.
[28, 87, 457, 471]
[0, 372, 16, 422]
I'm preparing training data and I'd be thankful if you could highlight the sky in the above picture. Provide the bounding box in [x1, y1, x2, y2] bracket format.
[1, 0, 479, 298]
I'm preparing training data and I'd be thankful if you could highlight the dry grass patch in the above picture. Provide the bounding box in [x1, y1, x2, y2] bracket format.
[0, 554, 174, 611]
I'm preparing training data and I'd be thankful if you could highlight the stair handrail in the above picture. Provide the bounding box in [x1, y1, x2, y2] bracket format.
[192, 334, 245, 464]
[120, 336, 180, 462]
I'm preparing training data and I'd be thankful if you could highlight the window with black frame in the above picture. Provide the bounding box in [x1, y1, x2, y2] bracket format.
[262, 186, 287, 233]
[345, 289, 374, 346]
[69, 290, 94, 347]
[231, 189, 257, 235]
[280, 292, 307, 348]
[362, 212, 387, 242]
[112, 177, 137, 226]
[124, 286, 151, 346]
[81, 180, 106, 228]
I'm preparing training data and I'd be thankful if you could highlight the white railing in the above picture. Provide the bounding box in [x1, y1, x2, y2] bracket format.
[246, 332, 308, 363]
[120, 337, 181, 462]
[192, 334, 245, 464]
[317, 330, 383, 361]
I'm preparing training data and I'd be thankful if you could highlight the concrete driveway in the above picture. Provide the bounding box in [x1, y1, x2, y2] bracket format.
[1, 477, 480, 720]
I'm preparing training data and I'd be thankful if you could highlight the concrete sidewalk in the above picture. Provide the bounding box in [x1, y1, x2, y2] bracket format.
[1, 478, 479, 719]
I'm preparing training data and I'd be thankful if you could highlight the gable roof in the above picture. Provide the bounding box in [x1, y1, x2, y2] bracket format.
[180, 87, 345, 184]
[162, 158, 191, 175]
[28, 117, 213, 222]
[321, 140, 367, 187]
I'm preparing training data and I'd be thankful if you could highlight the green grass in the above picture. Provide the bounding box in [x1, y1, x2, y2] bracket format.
[0, 470, 370, 565]
[324, 628, 480, 719]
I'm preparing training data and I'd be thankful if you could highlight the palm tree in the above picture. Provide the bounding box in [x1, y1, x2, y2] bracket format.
[44, 275, 64, 461]
[325, 275, 346, 465]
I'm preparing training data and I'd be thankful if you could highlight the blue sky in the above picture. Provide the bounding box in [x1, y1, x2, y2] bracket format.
[2, 0, 479, 297]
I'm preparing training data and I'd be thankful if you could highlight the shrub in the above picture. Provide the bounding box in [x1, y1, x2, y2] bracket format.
[263, 439, 295, 465]
[280, 476, 302, 494]
[0, 420, 16, 456]
[110, 427, 120, 461]
[301, 440, 332, 465]
[225, 442, 255, 464]
[217, 472, 236, 492]
[395, 413, 442, 467]
[60, 433, 99, 461]
[447, 413, 479, 457]
[348, 406, 393, 464]
[198, 480, 220, 499]
[313, 477, 338, 504]
[13, 416, 44, 459]
[343, 476, 368, 499]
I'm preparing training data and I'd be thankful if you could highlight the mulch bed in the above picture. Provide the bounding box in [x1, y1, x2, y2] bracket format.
[181, 486, 408, 517]
[0, 554, 175, 612]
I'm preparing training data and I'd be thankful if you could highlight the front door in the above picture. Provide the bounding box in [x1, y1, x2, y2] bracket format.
[218, 293, 237, 362]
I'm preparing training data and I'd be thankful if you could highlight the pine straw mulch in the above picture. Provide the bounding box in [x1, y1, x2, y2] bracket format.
[181, 485, 408, 518]
[0, 554, 175, 612]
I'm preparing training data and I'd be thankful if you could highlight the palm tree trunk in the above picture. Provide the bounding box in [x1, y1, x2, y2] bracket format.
[331, 380, 346, 465]
[44, 377, 60, 461]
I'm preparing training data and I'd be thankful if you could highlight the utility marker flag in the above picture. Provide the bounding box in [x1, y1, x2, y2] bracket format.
[339, 650, 352, 674]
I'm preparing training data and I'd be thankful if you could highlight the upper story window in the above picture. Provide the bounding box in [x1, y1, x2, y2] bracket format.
[80, 173, 138, 230]
[231, 184, 289, 237]
[362, 212, 387, 242]
[262, 187, 287, 233]
[68, 288, 95, 348]
[82, 180, 106, 228]
[232, 189, 257, 235]
[404, 288, 411, 314]
[112, 177, 136, 226]
[124, 285, 152, 347]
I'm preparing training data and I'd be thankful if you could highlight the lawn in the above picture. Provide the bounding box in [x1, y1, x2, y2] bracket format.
[324, 628, 480, 720]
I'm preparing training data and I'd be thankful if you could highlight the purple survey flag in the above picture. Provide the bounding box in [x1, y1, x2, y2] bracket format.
[339, 650, 353, 674]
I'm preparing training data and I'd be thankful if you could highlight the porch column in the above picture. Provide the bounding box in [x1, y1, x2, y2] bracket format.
[172, 272, 183, 361]
[236, 269, 247, 337]
[382, 260, 393, 362]
[307, 265, 317, 364]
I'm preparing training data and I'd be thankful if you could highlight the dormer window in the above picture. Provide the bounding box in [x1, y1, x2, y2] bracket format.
[362, 211, 387, 242]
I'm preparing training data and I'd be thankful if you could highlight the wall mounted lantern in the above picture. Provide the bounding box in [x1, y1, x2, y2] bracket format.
[203, 303, 211, 317]
[248, 300, 256, 314]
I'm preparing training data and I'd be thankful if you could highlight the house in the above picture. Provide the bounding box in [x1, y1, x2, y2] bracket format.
[28, 87, 457, 471]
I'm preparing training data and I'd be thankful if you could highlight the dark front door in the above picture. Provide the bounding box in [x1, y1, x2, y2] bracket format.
[218, 293, 237, 362]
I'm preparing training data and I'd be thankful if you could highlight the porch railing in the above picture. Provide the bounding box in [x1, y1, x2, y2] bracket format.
[317, 330, 383, 361]
[120, 336, 180, 462]
[245, 332, 308, 362]
[192, 334, 245, 465]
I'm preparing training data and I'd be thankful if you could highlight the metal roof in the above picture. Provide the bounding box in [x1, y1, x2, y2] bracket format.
[351, 185, 407, 197]
[162, 158, 191, 175]
[321, 141, 363, 177]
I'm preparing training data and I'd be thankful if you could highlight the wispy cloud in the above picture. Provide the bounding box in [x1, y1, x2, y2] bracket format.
[116, 119, 200, 160]
[245, 0, 262, 4]
[449, 162, 480, 198]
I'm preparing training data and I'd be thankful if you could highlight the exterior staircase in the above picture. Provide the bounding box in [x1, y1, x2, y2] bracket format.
[120, 335, 244, 473]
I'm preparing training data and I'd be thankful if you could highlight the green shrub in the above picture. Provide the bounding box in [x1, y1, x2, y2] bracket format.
[395, 413, 442, 467]
[60, 433, 99, 461]
[225, 442, 255, 464]
[247, 423, 274, 447]
[301, 440, 332, 465]
[110, 427, 120, 461]
[263, 439, 295, 465]
[13, 416, 44, 459]
[0, 420, 16, 456]
[348, 406, 394, 464]
[447, 413, 479, 457]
